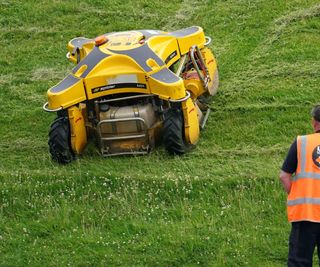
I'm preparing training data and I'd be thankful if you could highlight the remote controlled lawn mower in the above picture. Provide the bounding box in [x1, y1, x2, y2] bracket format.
[43, 26, 219, 164]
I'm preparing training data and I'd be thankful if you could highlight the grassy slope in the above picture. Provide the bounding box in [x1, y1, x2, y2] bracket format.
[1, 0, 320, 266]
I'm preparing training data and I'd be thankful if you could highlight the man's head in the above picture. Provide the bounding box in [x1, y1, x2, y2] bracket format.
[311, 104, 320, 132]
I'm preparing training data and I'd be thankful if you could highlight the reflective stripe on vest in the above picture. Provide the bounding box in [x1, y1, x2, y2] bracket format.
[288, 198, 320, 206]
[287, 133, 320, 222]
[292, 136, 309, 181]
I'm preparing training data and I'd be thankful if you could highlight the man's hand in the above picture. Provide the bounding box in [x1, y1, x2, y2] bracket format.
[279, 170, 292, 194]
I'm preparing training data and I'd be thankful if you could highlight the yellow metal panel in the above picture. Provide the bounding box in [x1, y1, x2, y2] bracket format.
[67, 37, 95, 63]
[83, 51, 185, 100]
[84, 55, 150, 99]
[47, 75, 86, 110]
[182, 98, 200, 145]
[74, 65, 88, 77]
[201, 47, 218, 94]
[147, 36, 180, 65]
[68, 105, 87, 154]
[177, 27, 206, 55]
[148, 68, 186, 100]
[183, 75, 203, 99]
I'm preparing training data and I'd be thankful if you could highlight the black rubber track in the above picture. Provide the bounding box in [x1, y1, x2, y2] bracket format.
[48, 117, 74, 164]
[163, 108, 186, 155]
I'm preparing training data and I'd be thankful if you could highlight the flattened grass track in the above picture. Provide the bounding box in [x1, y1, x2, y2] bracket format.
[1, 0, 320, 265]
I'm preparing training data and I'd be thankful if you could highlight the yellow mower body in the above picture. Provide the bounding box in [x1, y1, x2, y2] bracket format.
[44, 26, 219, 164]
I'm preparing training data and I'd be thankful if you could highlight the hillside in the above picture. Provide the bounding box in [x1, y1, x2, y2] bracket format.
[1, 0, 320, 266]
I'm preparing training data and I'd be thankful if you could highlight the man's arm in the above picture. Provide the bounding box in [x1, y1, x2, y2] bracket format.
[280, 138, 297, 194]
[279, 170, 292, 194]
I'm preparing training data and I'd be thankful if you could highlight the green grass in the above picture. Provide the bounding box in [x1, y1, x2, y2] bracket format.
[1, 0, 320, 266]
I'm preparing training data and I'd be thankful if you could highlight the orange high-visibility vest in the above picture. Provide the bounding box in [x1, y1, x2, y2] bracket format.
[287, 133, 320, 222]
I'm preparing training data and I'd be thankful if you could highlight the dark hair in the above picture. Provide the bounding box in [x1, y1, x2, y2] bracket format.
[311, 105, 320, 122]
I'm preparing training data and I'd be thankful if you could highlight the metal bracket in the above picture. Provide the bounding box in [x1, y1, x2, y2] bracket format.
[189, 45, 211, 90]
[200, 108, 211, 130]
[97, 117, 149, 156]
[204, 36, 212, 46]
[43, 102, 63, 112]
[98, 94, 154, 104]
[169, 91, 191, 103]
[175, 54, 187, 77]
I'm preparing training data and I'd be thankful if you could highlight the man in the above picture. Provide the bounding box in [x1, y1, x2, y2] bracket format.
[280, 104, 320, 266]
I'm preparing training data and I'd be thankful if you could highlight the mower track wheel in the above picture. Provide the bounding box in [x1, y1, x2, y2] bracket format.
[48, 117, 74, 164]
[163, 108, 187, 155]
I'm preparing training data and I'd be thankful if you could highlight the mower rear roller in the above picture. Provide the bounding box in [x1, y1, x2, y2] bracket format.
[48, 117, 74, 164]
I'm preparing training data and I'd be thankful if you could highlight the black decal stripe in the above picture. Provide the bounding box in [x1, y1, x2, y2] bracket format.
[72, 47, 110, 78]
[165, 50, 178, 64]
[92, 83, 147, 94]
[169, 26, 200, 38]
[108, 44, 164, 72]
[50, 74, 81, 93]
[150, 68, 180, 84]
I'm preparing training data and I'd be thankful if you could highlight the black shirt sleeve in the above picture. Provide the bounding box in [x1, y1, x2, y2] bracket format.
[281, 138, 298, 174]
